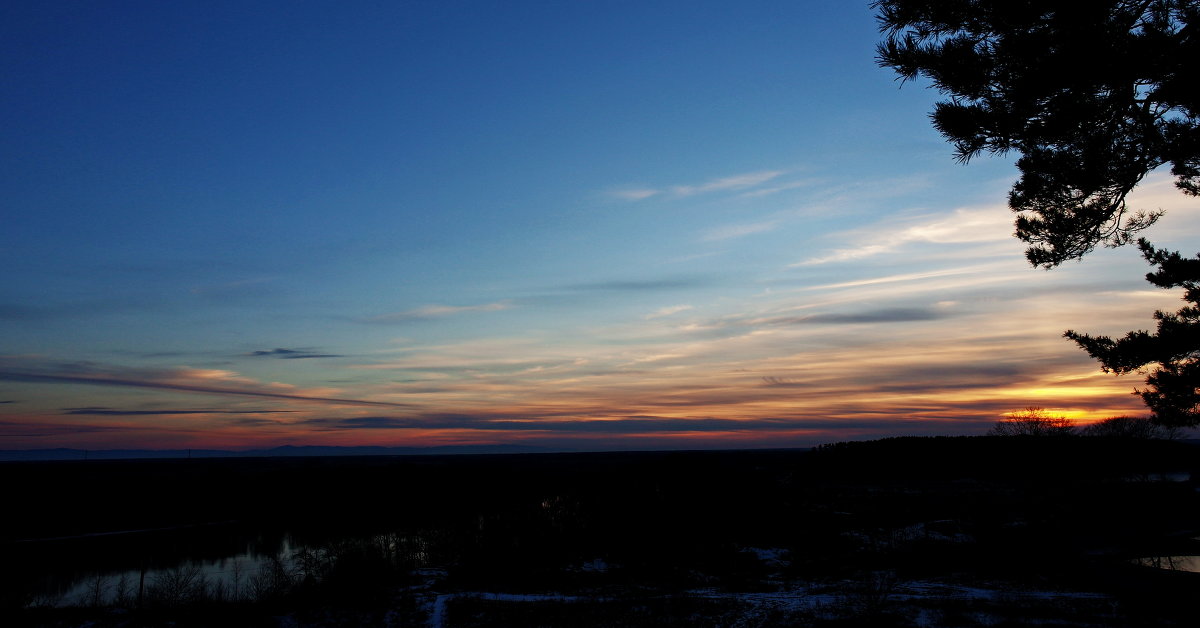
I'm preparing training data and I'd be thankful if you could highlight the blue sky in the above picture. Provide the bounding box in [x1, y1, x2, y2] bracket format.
[3, 2, 1196, 450]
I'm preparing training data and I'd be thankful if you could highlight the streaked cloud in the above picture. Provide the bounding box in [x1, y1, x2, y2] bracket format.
[560, 276, 714, 293]
[610, 170, 785, 201]
[671, 170, 784, 196]
[701, 219, 780, 241]
[6, 197, 1191, 451]
[802, 266, 994, 292]
[645, 304, 694, 319]
[0, 419, 135, 437]
[0, 358, 411, 408]
[299, 414, 822, 434]
[782, 307, 949, 325]
[738, 178, 820, 198]
[248, 347, 343, 359]
[366, 300, 513, 323]
[610, 188, 661, 201]
[62, 406, 297, 416]
[794, 206, 1013, 266]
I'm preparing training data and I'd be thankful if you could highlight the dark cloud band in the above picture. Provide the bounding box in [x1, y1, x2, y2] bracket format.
[0, 363, 410, 408]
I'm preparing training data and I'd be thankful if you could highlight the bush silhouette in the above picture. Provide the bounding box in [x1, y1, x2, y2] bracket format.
[988, 407, 1075, 437]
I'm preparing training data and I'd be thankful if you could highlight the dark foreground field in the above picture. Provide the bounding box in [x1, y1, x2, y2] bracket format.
[3, 436, 1198, 627]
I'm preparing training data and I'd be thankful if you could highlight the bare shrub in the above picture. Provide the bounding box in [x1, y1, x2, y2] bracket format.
[989, 407, 1075, 437]
[228, 558, 244, 602]
[148, 565, 206, 607]
[1081, 416, 1181, 440]
[249, 554, 296, 601]
[112, 574, 133, 608]
[80, 573, 109, 608]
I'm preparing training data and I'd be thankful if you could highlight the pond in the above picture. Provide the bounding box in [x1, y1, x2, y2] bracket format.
[13, 523, 442, 608]
[53, 537, 296, 607]
[1131, 555, 1200, 572]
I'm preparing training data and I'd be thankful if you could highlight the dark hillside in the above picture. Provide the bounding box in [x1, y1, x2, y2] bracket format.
[3, 438, 1198, 626]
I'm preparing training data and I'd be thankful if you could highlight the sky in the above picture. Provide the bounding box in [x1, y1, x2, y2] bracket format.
[2, 1, 1197, 452]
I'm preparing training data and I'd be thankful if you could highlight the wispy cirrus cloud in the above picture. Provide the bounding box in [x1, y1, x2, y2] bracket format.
[701, 219, 780, 242]
[645, 304, 694, 319]
[738, 178, 820, 198]
[62, 406, 297, 416]
[671, 171, 785, 196]
[295, 413, 920, 434]
[794, 206, 1012, 266]
[562, 277, 713, 293]
[0, 358, 411, 408]
[611, 188, 661, 201]
[801, 266, 996, 292]
[0, 419, 134, 438]
[751, 307, 950, 326]
[366, 301, 513, 323]
[610, 170, 785, 201]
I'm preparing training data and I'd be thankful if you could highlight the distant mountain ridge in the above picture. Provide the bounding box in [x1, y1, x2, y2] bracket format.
[0, 444, 567, 462]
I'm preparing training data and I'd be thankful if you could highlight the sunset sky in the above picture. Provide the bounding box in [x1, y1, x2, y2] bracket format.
[3, 1, 1197, 452]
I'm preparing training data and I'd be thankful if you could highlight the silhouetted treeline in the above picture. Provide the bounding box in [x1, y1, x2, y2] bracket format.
[809, 435, 1196, 480]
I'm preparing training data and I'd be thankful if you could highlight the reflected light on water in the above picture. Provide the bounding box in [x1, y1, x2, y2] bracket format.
[1131, 556, 1200, 572]
[57, 538, 296, 607]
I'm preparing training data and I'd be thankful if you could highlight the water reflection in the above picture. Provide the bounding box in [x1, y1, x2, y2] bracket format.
[14, 524, 446, 608]
[13, 524, 293, 607]
[57, 538, 296, 607]
[1131, 555, 1200, 572]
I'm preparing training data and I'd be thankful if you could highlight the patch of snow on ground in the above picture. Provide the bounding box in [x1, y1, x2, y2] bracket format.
[417, 576, 1111, 628]
[579, 558, 608, 572]
[427, 592, 586, 628]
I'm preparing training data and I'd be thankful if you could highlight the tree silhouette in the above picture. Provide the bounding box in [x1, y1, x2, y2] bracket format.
[1066, 240, 1200, 426]
[1080, 415, 1181, 439]
[988, 407, 1075, 436]
[875, 1, 1199, 422]
[873, 0, 1199, 268]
